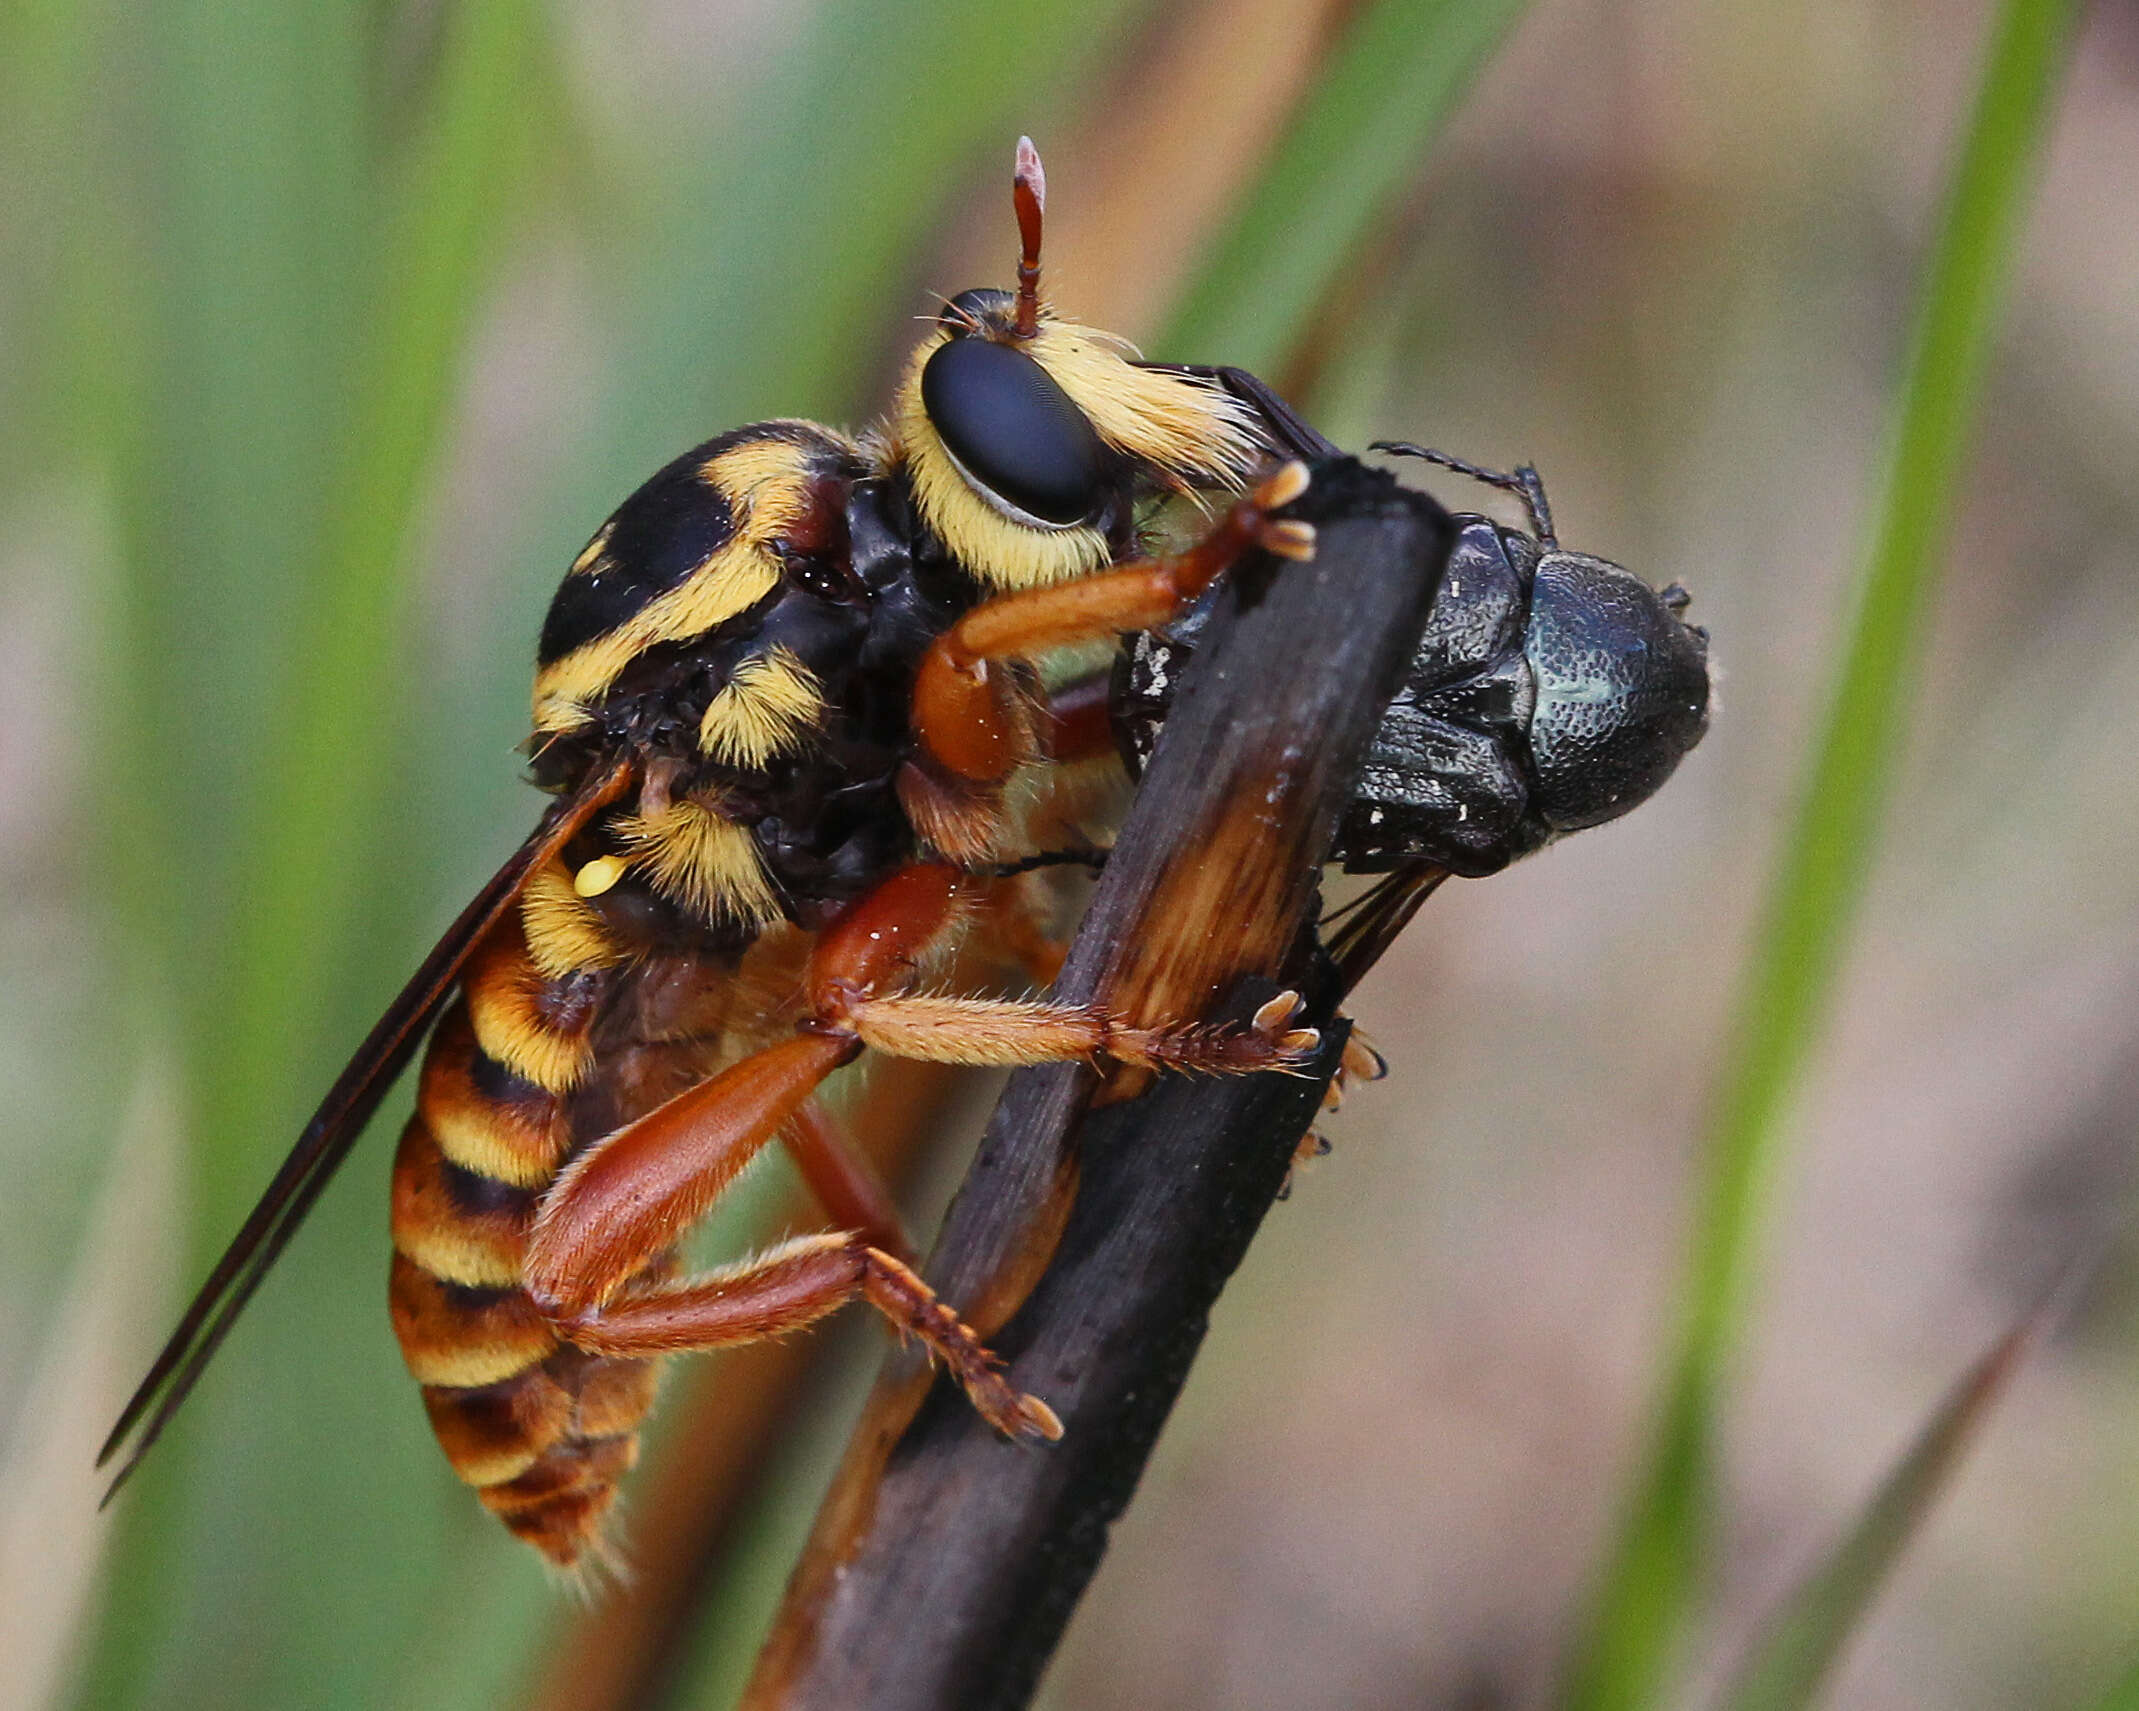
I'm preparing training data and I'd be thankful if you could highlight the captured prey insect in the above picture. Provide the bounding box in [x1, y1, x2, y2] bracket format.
[97, 140, 1329, 1570]
[1114, 437, 1712, 986]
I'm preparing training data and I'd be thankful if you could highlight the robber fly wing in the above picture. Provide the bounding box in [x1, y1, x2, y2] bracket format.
[96, 756, 634, 1500]
[1133, 363, 1345, 463]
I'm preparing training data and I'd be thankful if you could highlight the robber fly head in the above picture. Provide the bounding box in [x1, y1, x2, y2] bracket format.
[889, 139, 1264, 592]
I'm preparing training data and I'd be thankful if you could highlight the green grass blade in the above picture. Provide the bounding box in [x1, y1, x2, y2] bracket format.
[1563, 2, 2083, 1707]
[80, 10, 369, 1708]
[2087, 1654, 2139, 1711]
[1714, 1309, 2044, 1711]
[570, 0, 1154, 467]
[1158, 0, 1530, 369]
[208, 0, 546, 1215]
[78, 5, 549, 1709]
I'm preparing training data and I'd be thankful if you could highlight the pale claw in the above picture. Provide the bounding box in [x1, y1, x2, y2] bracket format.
[1341, 1031, 1387, 1084]
[1250, 990, 1321, 1067]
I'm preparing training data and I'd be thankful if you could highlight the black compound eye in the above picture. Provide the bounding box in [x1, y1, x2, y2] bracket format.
[920, 336, 1107, 527]
[938, 287, 1013, 334]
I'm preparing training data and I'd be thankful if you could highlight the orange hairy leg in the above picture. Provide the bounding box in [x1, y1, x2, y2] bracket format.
[523, 864, 1047, 1434]
[524, 860, 1315, 1435]
[552, 1234, 1056, 1441]
[839, 990, 1316, 1073]
[803, 866, 1314, 1078]
[527, 1032, 860, 1316]
[903, 461, 1314, 822]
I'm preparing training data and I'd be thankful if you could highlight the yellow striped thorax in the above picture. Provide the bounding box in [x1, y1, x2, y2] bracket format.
[532, 421, 864, 737]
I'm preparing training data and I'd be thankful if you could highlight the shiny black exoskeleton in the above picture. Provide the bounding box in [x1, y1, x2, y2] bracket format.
[528, 466, 989, 936]
[1114, 446, 1710, 878]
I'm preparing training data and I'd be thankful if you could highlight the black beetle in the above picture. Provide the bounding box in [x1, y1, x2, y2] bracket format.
[1113, 442, 1711, 881]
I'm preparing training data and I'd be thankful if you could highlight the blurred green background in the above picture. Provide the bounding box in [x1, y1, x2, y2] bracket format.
[2, 1, 2133, 1708]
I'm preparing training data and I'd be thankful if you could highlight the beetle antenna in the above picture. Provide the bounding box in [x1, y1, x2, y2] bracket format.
[1512, 465, 1556, 549]
[1370, 442, 1558, 547]
[1013, 136, 1045, 339]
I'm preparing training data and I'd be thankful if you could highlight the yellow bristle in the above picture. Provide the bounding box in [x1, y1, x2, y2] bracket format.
[389, 1254, 559, 1388]
[466, 990, 596, 1095]
[698, 647, 826, 768]
[464, 943, 597, 1094]
[1021, 318, 1262, 487]
[428, 1095, 559, 1189]
[616, 794, 784, 928]
[521, 860, 625, 978]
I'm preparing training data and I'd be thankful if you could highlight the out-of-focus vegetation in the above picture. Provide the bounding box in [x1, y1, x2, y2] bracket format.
[1576, 2, 2080, 1704]
[1, 3, 2132, 1710]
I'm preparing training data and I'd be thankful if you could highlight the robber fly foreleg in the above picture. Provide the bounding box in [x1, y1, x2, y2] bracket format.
[899, 461, 1313, 860]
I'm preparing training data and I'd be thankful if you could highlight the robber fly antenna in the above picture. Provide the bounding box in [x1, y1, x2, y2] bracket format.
[1012, 136, 1046, 340]
[1371, 442, 1558, 548]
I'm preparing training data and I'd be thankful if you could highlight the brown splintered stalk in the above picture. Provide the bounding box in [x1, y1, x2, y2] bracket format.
[740, 459, 1452, 1711]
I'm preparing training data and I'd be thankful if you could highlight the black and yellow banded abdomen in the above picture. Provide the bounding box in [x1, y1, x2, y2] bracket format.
[387, 916, 666, 1568]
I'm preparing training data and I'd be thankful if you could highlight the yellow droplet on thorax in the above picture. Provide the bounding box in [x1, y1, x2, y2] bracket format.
[574, 855, 627, 897]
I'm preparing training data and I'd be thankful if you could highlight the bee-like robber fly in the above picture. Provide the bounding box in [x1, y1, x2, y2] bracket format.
[99, 141, 1329, 1569]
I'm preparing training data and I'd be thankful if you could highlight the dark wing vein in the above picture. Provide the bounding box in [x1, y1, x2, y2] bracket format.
[1131, 362, 1345, 463]
[1321, 862, 1448, 994]
[96, 756, 633, 1499]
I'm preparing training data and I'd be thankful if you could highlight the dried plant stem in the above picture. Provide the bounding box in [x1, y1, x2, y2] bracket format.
[741, 461, 1451, 1711]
